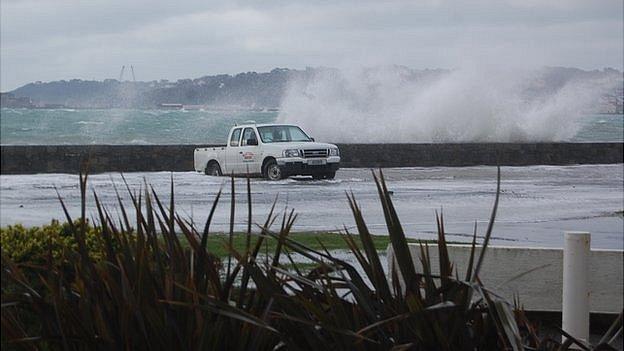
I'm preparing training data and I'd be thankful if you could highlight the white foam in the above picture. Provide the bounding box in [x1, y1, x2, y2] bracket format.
[75, 121, 104, 125]
[278, 66, 618, 143]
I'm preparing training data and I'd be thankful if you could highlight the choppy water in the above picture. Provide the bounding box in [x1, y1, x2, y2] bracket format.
[0, 108, 622, 144]
[0, 108, 277, 145]
[1, 165, 622, 249]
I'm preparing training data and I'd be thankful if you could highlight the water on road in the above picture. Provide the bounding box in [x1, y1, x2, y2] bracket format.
[1, 165, 622, 249]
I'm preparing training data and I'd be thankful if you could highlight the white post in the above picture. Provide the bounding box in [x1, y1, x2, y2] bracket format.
[562, 231, 590, 347]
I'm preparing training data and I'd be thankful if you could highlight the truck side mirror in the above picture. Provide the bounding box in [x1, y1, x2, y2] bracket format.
[247, 138, 258, 146]
[310, 137, 315, 142]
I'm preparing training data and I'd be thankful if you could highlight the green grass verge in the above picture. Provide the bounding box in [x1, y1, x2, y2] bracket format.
[199, 231, 427, 257]
[1, 220, 454, 265]
[0, 220, 449, 263]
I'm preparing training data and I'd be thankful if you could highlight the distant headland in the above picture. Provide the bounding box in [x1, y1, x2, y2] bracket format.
[1, 66, 622, 113]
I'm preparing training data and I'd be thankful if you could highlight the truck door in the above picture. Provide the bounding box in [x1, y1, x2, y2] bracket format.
[225, 128, 242, 174]
[238, 127, 262, 174]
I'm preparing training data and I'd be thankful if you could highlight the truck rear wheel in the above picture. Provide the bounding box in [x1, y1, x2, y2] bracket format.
[205, 162, 222, 176]
[264, 160, 283, 181]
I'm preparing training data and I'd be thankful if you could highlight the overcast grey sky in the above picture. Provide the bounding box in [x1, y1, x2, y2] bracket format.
[1, 0, 622, 91]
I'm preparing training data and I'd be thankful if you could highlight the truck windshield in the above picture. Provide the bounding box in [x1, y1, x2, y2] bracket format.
[257, 126, 311, 143]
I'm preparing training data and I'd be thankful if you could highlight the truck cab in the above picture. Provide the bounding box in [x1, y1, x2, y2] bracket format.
[194, 123, 340, 180]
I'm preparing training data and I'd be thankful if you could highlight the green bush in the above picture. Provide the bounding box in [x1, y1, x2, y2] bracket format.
[1, 220, 108, 264]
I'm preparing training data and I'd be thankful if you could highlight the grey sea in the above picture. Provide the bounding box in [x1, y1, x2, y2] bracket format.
[0, 108, 277, 145]
[1, 108, 622, 144]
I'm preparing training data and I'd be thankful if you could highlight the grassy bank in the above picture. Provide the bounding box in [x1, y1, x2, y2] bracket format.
[200, 231, 425, 257]
[0, 221, 427, 263]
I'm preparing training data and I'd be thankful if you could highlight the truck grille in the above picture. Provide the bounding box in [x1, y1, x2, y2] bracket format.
[302, 149, 328, 158]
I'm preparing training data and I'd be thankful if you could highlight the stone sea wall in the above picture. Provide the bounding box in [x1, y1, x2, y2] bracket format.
[1, 143, 622, 174]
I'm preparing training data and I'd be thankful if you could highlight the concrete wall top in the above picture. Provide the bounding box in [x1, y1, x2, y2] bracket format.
[387, 243, 624, 314]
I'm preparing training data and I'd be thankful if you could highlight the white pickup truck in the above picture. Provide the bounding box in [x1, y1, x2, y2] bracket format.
[194, 123, 340, 180]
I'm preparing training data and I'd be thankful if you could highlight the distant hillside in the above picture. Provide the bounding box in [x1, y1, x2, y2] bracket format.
[4, 66, 623, 111]
[7, 68, 316, 109]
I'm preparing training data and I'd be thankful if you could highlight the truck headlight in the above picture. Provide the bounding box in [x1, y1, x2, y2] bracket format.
[329, 148, 340, 156]
[283, 149, 300, 158]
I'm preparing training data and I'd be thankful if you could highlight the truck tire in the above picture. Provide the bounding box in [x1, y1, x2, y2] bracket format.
[205, 162, 222, 176]
[324, 171, 336, 180]
[264, 160, 283, 181]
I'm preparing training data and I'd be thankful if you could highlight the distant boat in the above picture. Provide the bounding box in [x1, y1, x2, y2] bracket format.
[159, 103, 183, 109]
[182, 105, 204, 111]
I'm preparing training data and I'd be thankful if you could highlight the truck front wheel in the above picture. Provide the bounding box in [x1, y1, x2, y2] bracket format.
[323, 171, 336, 180]
[264, 160, 283, 181]
[205, 162, 222, 176]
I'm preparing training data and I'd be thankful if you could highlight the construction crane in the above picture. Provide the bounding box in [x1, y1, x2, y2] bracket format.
[118, 65, 136, 82]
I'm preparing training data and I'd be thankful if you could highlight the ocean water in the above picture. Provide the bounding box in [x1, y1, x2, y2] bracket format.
[0, 108, 622, 144]
[0, 108, 277, 145]
[1, 165, 622, 249]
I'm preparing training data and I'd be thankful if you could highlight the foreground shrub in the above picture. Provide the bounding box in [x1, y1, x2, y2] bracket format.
[2, 171, 621, 350]
[1, 220, 107, 264]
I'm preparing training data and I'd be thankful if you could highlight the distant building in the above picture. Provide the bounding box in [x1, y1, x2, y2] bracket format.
[600, 87, 624, 114]
[615, 88, 624, 114]
[0, 92, 34, 108]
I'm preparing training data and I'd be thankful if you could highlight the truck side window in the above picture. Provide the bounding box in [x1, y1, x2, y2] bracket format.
[241, 128, 258, 146]
[230, 128, 242, 147]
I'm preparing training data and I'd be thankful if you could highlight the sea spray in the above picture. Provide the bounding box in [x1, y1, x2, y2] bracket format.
[277, 66, 620, 143]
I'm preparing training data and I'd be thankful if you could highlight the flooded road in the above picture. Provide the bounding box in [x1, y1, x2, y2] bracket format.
[1, 165, 622, 249]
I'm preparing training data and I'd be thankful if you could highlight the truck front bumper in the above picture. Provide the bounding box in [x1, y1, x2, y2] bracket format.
[276, 157, 340, 176]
